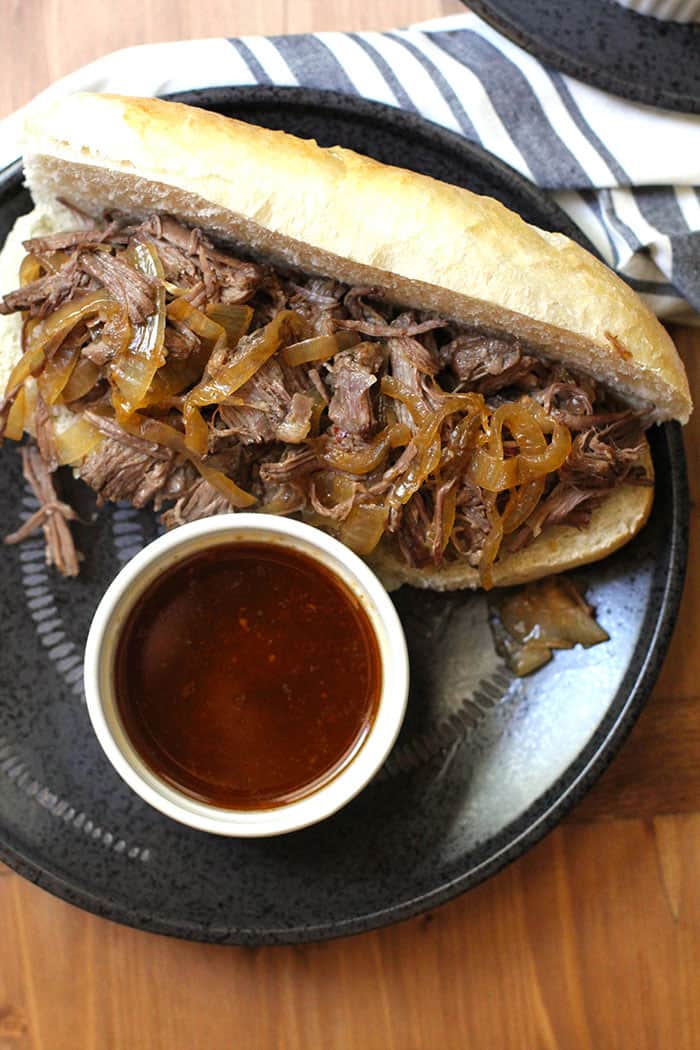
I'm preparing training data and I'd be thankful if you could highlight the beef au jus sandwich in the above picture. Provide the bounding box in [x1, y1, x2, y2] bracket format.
[0, 94, 692, 588]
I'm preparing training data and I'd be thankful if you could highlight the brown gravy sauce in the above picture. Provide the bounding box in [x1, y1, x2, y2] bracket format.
[114, 542, 381, 809]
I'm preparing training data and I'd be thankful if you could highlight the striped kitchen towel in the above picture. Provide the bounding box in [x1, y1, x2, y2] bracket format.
[2, 11, 700, 322]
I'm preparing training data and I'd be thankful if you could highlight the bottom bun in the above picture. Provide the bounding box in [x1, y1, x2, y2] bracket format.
[369, 446, 654, 591]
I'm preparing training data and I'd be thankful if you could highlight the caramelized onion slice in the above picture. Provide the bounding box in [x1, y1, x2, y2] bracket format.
[189, 310, 306, 407]
[38, 339, 82, 405]
[470, 401, 571, 493]
[337, 502, 389, 555]
[19, 254, 45, 286]
[55, 416, 103, 466]
[62, 358, 101, 404]
[282, 331, 360, 366]
[141, 344, 212, 410]
[391, 437, 441, 507]
[381, 376, 483, 430]
[469, 448, 517, 492]
[518, 421, 571, 482]
[205, 303, 254, 346]
[197, 462, 257, 509]
[501, 478, 546, 534]
[4, 387, 26, 441]
[168, 298, 226, 344]
[382, 377, 484, 508]
[380, 375, 431, 427]
[318, 422, 410, 475]
[310, 472, 356, 518]
[21, 382, 38, 438]
[259, 487, 304, 517]
[182, 310, 307, 454]
[491, 576, 609, 675]
[478, 493, 504, 591]
[0, 290, 121, 436]
[110, 242, 166, 414]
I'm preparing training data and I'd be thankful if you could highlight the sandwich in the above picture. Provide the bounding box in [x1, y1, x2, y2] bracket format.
[0, 93, 691, 588]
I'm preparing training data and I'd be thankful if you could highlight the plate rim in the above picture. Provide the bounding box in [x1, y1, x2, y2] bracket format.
[0, 85, 689, 944]
[468, 0, 700, 114]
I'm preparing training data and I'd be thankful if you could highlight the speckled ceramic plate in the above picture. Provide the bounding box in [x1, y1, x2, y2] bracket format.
[0, 87, 689, 944]
[468, 0, 700, 113]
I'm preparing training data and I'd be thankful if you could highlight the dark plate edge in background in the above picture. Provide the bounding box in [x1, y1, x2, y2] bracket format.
[468, 0, 700, 113]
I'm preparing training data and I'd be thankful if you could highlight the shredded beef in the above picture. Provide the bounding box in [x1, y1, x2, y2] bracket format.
[140, 217, 265, 302]
[4, 445, 79, 576]
[154, 215, 201, 253]
[308, 367, 329, 404]
[394, 335, 438, 376]
[397, 492, 432, 566]
[542, 381, 593, 418]
[289, 278, 343, 307]
[161, 478, 233, 529]
[550, 408, 633, 431]
[327, 343, 384, 436]
[509, 484, 601, 551]
[164, 321, 200, 360]
[82, 340, 114, 367]
[441, 333, 517, 381]
[429, 477, 457, 564]
[78, 418, 191, 509]
[335, 316, 444, 338]
[559, 416, 649, 490]
[80, 253, 156, 324]
[342, 286, 389, 323]
[388, 337, 432, 429]
[477, 355, 542, 395]
[371, 441, 418, 495]
[259, 447, 320, 483]
[0, 209, 654, 577]
[214, 403, 275, 446]
[34, 394, 59, 473]
[23, 223, 119, 255]
[80, 438, 160, 506]
[450, 481, 491, 568]
[0, 258, 85, 317]
[213, 356, 313, 445]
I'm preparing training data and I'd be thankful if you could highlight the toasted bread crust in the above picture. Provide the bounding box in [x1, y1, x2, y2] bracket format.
[18, 92, 690, 423]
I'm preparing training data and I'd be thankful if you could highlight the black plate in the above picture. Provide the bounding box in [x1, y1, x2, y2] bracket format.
[468, 0, 700, 113]
[0, 87, 688, 944]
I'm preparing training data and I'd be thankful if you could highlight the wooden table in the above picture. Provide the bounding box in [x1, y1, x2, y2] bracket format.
[2, 3, 699, 1047]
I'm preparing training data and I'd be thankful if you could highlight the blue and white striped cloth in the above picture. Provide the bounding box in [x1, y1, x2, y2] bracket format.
[2, 11, 700, 322]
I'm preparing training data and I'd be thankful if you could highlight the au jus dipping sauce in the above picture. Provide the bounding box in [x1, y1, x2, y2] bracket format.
[114, 542, 382, 809]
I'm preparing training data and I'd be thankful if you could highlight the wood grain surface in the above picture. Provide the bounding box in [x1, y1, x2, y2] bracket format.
[1, 3, 699, 1048]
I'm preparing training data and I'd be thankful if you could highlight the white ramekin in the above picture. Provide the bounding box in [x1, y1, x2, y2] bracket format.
[84, 514, 409, 837]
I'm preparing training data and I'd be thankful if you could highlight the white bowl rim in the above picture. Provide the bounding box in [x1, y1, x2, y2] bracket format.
[83, 514, 409, 837]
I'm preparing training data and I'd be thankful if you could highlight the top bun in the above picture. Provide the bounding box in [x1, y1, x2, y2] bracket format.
[18, 92, 691, 422]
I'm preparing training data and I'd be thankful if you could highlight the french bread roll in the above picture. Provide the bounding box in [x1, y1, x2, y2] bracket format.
[0, 93, 690, 589]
